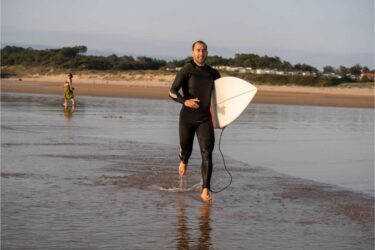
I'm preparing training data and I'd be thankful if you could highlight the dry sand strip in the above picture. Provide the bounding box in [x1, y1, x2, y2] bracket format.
[1, 79, 374, 108]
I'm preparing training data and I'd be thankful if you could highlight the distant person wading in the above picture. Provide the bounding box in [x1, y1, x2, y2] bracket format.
[63, 72, 76, 107]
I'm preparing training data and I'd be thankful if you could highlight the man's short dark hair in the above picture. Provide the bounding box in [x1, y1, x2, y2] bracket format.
[192, 40, 207, 50]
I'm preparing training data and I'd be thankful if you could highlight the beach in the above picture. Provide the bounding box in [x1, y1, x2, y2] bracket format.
[1, 74, 374, 108]
[1, 74, 374, 249]
[2, 0, 374, 248]
[1, 92, 374, 249]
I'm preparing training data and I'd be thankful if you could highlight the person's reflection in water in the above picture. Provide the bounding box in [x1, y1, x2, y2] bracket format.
[176, 198, 212, 250]
[176, 198, 190, 249]
[197, 203, 212, 249]
[64, 105, 75, 120]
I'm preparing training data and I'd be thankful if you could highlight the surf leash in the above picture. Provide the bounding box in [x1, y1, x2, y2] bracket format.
[210, 127, 233, 193]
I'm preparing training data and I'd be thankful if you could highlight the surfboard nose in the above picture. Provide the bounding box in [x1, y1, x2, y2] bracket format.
[211, 77, 257, 129]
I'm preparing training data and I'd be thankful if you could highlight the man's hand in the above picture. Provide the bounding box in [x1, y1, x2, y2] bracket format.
[184, 98, 200, 109]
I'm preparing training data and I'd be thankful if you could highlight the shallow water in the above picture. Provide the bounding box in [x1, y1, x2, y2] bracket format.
[224, 103, 374, 195]
[1, 93, 374, 250]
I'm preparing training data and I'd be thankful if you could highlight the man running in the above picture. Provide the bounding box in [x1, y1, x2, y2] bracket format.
[169, 40, 220, 203]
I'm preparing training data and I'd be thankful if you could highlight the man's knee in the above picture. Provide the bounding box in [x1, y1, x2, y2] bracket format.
[200, 148, 212, 161]
[179, 147, 192, 163]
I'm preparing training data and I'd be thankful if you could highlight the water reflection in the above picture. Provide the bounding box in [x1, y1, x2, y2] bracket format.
[197, 204, 212, 249]
[63, 105, 75, 120]
[176, 199, 212, 250]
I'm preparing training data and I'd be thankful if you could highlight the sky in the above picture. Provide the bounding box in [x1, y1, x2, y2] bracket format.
[1, 0, 374, 69]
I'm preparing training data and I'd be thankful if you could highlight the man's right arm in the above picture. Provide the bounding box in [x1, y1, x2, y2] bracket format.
[169, 69, 187, 104]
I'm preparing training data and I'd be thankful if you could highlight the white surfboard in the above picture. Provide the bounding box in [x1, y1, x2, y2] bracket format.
[210, 76, 257, 129]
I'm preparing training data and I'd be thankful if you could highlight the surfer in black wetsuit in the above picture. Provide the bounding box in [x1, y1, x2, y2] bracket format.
[169, 40, 220, 203]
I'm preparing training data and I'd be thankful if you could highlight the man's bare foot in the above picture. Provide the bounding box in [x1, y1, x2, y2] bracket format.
[200, 188, 212, 203]
[179, 162, 187, 177]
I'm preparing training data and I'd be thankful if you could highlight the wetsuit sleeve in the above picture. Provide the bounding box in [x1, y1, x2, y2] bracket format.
[169, 68, 188, 104]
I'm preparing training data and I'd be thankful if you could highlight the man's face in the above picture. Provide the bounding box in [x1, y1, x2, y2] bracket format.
[192, 43, 208, 66]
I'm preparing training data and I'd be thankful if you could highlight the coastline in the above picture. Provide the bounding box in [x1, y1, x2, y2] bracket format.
[1, 76, 374, 108]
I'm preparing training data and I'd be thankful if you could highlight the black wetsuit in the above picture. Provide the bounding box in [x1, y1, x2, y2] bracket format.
[169, 60, 221, 189]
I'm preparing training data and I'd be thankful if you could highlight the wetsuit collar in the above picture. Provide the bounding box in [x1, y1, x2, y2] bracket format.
[190, 59, 206, 69]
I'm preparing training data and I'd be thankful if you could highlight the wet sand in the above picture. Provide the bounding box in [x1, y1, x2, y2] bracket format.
[1, 78, 374, 108]
[1, 93, 374, 249]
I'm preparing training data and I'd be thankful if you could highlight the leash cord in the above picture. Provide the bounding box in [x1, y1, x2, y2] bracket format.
[210, 127, 232, 193]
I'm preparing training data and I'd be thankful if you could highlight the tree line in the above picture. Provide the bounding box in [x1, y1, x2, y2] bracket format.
[167, 54, 374, 77]
[167, 53, 320, 73]
[1, 45, 167, 70]
[1, 45, 373, 78]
